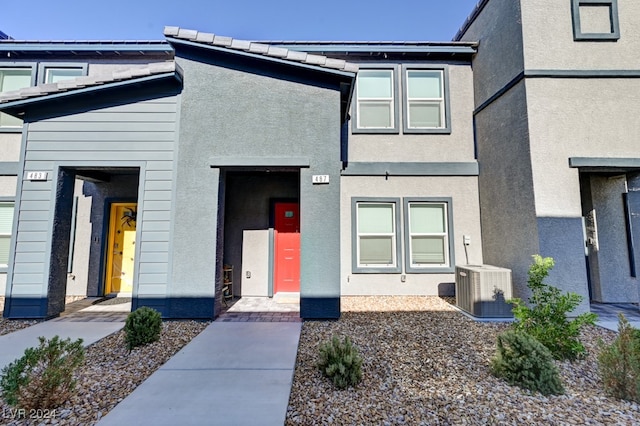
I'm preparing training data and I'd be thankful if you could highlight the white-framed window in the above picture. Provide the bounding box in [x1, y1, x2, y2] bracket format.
[0, 68, 32, 128]
[406, 202, 448, 267]
[402, 67, 451, 134]
[354, 200, 400, 271]
[406, 70, 445, 129]
[45, 67, 84, 83]
[0, 202, 14, 267]
[354, 69, 397, 132]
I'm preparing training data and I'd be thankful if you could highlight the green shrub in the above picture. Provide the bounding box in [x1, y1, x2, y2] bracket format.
[509, 255, 597, 360]
[0, 336, 85, 409]
[318, 335, 363, 389]
[124, 306, 162, 350]
[598, 313, 640, 402]
[490, 330, 564, 396]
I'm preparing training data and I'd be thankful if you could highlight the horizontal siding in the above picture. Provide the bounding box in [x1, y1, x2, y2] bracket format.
[141, 221, 170, 232]
[16, 231, 48, 242]
[140, 242, 170, 252]
[27, 142, 175, 152]
[136, 284, 167, 296]
[11, 96, 178, 299]
[28, 131, 176, 142]
[138, 262, 168, 274]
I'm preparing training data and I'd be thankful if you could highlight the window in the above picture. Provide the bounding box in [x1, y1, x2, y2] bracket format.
[353, 68, 399, 133]
[404, 198, 454, 273]
[45, 68, 84, 83]
[0, 68, 32, 128]
[572, 0, 620, 41]
[402, 67, 451, 134]
[352, 199, 401, 272]
[0, 202, 14, 267]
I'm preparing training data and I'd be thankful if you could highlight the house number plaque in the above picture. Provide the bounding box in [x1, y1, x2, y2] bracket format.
[312, 175, 329, 184]
[26, 171, 48, 181]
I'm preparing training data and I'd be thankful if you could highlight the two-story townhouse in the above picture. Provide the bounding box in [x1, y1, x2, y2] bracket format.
[0, 28, 483, 320]
[456, 0, 640, 309]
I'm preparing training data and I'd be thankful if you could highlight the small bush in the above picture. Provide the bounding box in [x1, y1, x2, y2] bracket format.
[318, 335, 363, 389]
[0, 336, 84, 409]
[490, 330, 564, 396]
[598, 313, 640, 402]
[510, 255, 597, 360]
[124, 306, 162, 350]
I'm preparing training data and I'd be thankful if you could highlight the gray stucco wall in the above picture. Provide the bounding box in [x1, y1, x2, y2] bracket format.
[458, 0, 525, 107]
[522, 0, 640, 70]
[172, 52, 344, 318]
[348, 63, 475, 162]
[474, 81, 539, 299]
[341, 175, 483, 296]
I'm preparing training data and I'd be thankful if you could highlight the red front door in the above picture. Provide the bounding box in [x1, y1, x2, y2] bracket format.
[274, 202, 300, 294]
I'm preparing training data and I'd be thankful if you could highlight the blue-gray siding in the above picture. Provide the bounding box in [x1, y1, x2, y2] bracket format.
[8, 96, 178, 301]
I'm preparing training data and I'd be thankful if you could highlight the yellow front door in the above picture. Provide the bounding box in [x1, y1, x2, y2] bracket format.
[105, 203, 137, 295]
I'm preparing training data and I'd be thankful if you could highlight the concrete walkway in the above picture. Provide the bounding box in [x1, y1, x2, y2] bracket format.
[98, 321, 302, 426]
[0, 320, 124, 370]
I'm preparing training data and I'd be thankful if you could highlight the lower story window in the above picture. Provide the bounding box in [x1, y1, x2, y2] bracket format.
[407, 202, 448, 267]
[0, 202, 14, 266]
[354, 199, 401, 272]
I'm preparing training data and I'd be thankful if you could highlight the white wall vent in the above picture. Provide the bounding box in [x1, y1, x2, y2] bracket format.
[455, 265, 513, 318]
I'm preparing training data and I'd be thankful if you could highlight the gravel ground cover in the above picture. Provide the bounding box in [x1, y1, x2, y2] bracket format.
[0, 320, 210, 425]
[286, 296, 640, 425]
[0, 298, 40, 336]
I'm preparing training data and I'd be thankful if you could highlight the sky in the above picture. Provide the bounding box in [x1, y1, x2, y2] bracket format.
[2, 0, 480, 42]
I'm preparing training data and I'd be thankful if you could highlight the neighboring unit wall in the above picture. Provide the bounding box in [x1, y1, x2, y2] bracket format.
[521, 0, 640, 70]
[5, 94, 178, 318]
[471, 82, 539, 298]
[457, 0, 525, 107]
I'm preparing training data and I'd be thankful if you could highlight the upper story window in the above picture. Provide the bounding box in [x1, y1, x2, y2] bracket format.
[572, 0, 620, 41]
[353, 67, 399, 134]
[352, 65, 451, 135]
[0, 67, 33, 128]
[38, 63, 87, 84]
[45, 68, 84, 83]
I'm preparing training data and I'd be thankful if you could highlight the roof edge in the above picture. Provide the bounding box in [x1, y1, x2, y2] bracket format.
[453, 0, 491, 41]
[164, 26, 359, 74]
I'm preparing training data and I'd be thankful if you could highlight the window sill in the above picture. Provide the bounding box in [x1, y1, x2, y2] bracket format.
[403, 127, 452, 135]
[352, 128, 399, 135]
[352, 266, 402, 274]
[405, 266, 455, 274]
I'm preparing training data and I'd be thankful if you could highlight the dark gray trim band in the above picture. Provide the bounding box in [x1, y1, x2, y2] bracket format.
[342, 162, 479, 176]
[0, 162, 19, 175]
[475, 69, 640, 116]
[569, 157, 640, 169]
[210, 157, 310, 167]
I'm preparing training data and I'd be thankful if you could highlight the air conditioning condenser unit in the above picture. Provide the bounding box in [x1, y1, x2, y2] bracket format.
[455, 264, 513, 318]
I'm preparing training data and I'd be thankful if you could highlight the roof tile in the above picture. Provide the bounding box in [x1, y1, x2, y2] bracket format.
[0, 61, 177, 105]
[164, 27, 358, 74]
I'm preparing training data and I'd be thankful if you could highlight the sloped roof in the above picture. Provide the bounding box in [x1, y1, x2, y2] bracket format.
[0, 61, 178, 105]
[163, 27, 359, 74]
